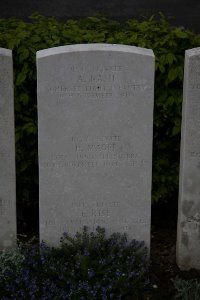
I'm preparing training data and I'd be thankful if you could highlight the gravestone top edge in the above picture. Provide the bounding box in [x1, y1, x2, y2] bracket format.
[185, 47, 200, 57]
[36, 43, 154, 59]
[0, 48, 12, 56]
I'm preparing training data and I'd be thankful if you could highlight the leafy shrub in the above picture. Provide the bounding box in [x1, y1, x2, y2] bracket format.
[0, 227, 149, 299]
[0, 14, 200, 228]
[173, 276, 200, 300]
[0, 246, 25, 279]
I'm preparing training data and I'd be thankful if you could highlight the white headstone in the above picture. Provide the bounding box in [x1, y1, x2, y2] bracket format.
[177, 47, 200, 270]
[37, 44, 155, 247]
[0, 48, 16, 249]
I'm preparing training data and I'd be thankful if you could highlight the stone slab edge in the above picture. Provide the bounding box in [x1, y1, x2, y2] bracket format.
[0, 48, 12, 56]
[0, 47, 16, 249]
[37, 43, 154, 59]
[177, 47, 200, 270]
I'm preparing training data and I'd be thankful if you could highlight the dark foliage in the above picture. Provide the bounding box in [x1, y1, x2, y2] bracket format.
[0, 227, 148, 299]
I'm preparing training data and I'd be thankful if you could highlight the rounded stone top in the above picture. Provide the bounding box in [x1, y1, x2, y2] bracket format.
[186, 47, 200, 57]
[0, 48, 12, 56]
[37, 43, 154, 59]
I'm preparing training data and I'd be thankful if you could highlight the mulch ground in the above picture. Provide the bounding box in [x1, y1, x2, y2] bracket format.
[140, 226, 200, 300]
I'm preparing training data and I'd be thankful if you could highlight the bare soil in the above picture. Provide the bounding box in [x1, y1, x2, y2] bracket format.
[141, 202, 200, 300]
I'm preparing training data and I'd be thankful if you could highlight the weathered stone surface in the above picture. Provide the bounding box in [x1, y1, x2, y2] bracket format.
[177, 47, 200, 270]
[37, 44, 155, 247]
[0, 48, 16, 249]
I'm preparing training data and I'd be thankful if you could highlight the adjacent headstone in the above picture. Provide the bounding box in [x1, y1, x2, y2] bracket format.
[0, 48, 16, 249]
[177, 47, 200, 270]
[37, 44, 155, 247]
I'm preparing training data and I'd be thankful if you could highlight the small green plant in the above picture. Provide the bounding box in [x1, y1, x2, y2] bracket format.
[0, 227, 149, 299]
[0, 245, 25, 278]
[173, 276, 200, 300]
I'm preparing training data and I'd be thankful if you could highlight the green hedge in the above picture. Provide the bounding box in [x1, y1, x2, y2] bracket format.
[0, 14, 200, 221]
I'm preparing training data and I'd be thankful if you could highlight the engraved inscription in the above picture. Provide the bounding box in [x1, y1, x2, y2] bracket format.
[49, 82, 149, 102]
[58, 216, 150, 234]
[0, 119, 11, 134]
[190, 84, 200, 89]
[46, 64, 151, 103]
[190, 151, 200, 157]
[0, 66, 9, 91]
[42, 135, 148, 169]
[0, 199, 12, 216]
[72, 200, 119, 208]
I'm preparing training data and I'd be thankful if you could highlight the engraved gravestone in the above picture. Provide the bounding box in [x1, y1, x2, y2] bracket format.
[177, 47, 200, 270]
[37, 44, 155, 247]
[0, 48, 16, 248]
